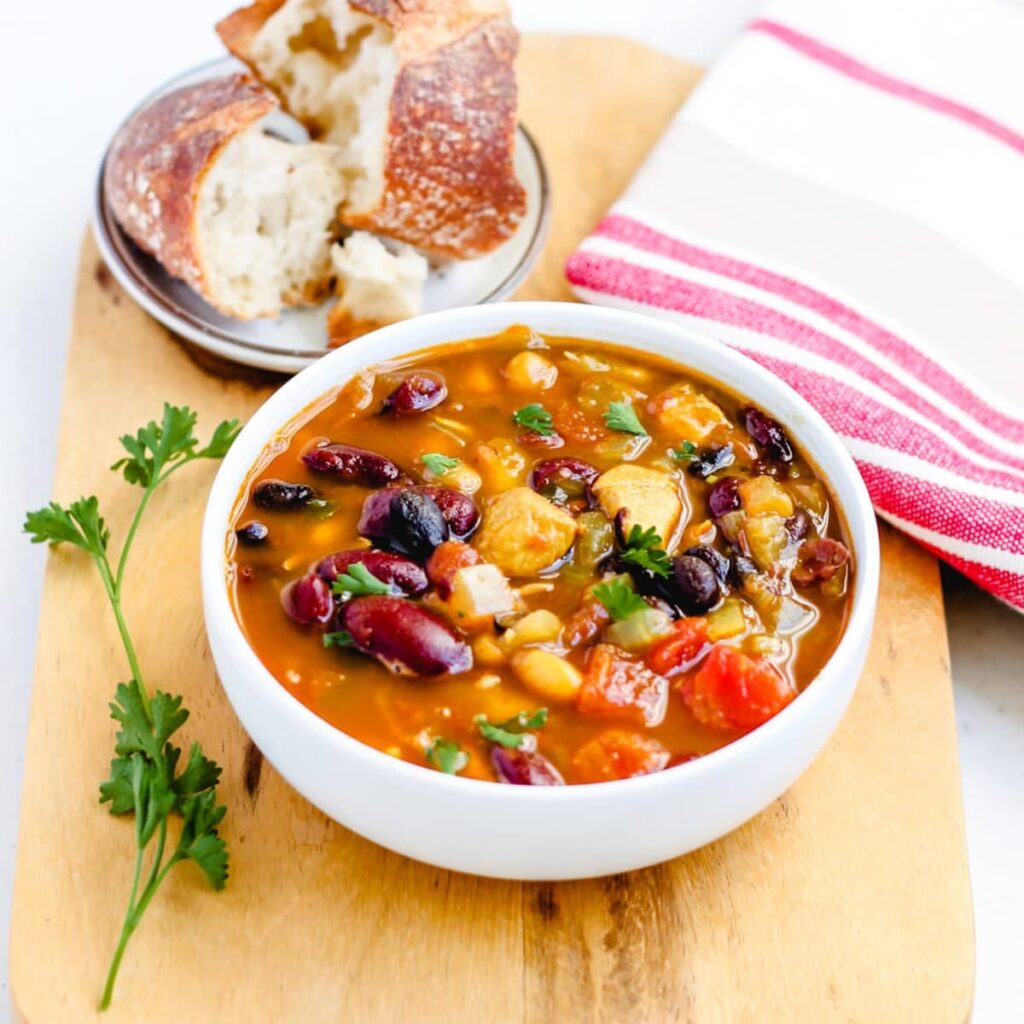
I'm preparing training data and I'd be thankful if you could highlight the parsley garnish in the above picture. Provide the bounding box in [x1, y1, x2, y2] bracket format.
[323, 630, 354, 648]
[619, 524, 672, 578]
[421, 452, 460, 476]
[24, 403, 239, 1010]
[425, 737, 469, 774]
[603, 401, 648, 436]
[475, 708, 549, 748]
[512, 403, 555, 436]
[672, 441, 697, 462]
[330, 562, 392, 596]
[592, 577, 650, 621]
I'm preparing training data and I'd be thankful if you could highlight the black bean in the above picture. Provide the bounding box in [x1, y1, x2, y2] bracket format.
[670, 555, 721, 615]
[236, 520, 269, 545]
[687, 443, 735, 480]
[682, 545, 731, 585]
[253, 480, 315, 510]
[389, 490, 449, 561]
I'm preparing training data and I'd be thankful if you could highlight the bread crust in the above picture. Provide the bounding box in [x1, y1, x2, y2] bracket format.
[104, 74, 276, 315]
[217, 0, 526, 259]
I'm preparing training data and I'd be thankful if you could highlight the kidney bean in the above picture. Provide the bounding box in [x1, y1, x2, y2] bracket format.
[491, 747, 565, 786]
[792, 538, 851, 586]
[707, 477, 742, 519]
[670, 555, 721, 615]
[381, 372, 447, 417]
[530, 457, 600, 503]
[315, 549, 428, 595]
[687, 443, 735, 480]
[303, 443, 405, 486]
[236, 520, 269, 545]
[741, 406, 794, 464]
[518, 431, 565, 449]
[786, 509, 810, 542]
[253, 480, 315, 510]
[281, 573, 333, 625]
[341, 596, 472, 675]
[359, 486, 480, 541]
[682, 544, 731, 586]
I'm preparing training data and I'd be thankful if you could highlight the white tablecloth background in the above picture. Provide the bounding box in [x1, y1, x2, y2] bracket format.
[1, 2, 1020, 1018]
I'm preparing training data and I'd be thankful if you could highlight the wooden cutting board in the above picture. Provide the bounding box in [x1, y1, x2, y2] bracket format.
[10, 36, 974, 1023]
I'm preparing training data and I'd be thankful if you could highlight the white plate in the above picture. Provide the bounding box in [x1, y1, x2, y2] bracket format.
[93, 57, 551, 374]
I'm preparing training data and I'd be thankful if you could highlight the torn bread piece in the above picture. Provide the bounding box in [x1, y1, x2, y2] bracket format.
[217, 0, 526, 260]
[105, 74, 345, 320]
[326, 231, 428, 347]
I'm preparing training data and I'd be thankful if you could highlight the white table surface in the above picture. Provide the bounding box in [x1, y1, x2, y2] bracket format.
[2, 1, 1021, 1019]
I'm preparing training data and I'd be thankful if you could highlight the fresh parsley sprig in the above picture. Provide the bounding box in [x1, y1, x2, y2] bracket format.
[23, 403, 239, 1011]
[425, 737, 469, 774]
[421, 452, 460, 476]
[330, 562, 392, 597]
[592, 577, 650, 621]
[603, 401, 648, 436]
[475, 708, 549, 749]
[671, 441, 697, 462]
[512, 403, 555, 437]
[323, 630, 354, 648]
[618, 524, 672, 578]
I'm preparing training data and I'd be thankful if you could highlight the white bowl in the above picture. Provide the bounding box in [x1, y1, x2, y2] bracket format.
[201, 302, 879, 880]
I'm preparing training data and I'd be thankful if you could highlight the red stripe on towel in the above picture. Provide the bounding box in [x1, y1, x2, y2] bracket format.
[749, 18, 1024, 158]
[594, 213, 1024, 444]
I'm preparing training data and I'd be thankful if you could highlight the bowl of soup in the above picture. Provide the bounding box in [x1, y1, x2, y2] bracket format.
[201, 302, 879, 878]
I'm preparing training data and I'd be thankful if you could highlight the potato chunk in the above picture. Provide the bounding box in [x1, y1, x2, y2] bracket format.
[592, 464, 683, 546]
[474, 487, 578, 577]
[648, 383, 729, 441]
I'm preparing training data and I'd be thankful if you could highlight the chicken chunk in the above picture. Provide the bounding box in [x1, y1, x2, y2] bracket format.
[474, 487, 578, 577]
[592, 464, 684, 547]
[647, 382, 729, 441]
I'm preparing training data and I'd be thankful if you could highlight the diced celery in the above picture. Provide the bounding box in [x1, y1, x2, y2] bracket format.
[707, 599, 747, 641]
[574, 511, 615, 572]
[605, 607, 674, 651]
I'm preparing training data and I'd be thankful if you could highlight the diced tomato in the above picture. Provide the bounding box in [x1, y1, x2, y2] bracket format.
[646, 617, 710, 677]
[571, 729, 671, 783]
[564, 598, 611, 648]
[551, 401, 609, 443]
[577, 644, 669, 726]
[681, 644, 796, 732]
[426, 540, 481, 599]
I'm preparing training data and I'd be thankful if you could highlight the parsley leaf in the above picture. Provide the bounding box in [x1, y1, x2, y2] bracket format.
[672, 441, 697, 462]
[475, 708, 549, 748]
[111, 402, 240, 488]
[323, 630, 354, 649]
[24, 496, 110, 556]
[619, 524, 672, 578]
[603, 401, 648, 436]
[421, 452, 460, 475]
[331, 562, 392, 596]
[425, 737, 469, 775]
[512, 403, 555, 436]
[592, 577, 650, 621]
[25, 404, 236, 1010]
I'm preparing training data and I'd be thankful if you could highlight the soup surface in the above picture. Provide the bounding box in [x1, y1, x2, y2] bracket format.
[228, 326, 853, 785]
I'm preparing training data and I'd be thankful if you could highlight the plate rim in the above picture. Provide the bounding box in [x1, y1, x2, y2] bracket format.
[92, 56, 552, 371]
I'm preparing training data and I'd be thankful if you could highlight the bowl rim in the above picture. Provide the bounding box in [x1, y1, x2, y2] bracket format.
[92, 56, 552, 371]
[201, 301, 880, 802]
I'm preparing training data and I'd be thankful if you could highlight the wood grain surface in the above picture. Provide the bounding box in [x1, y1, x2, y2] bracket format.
[10, 36, 974, 1023]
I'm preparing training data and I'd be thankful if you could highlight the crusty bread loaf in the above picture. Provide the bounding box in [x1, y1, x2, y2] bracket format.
[326, 231, 428, 346]
[105, 74, 345, 319]
[217, 0, 526, 260]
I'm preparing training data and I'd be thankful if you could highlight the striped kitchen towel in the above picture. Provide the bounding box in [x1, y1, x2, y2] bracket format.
[566, 0, 1024, 612]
